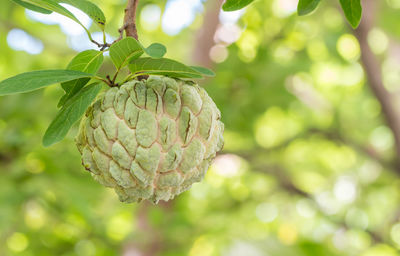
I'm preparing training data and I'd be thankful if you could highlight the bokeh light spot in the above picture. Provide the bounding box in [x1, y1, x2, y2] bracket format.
[7, 29, 43, 55]
[368, 28, 389, 55]
[26, 4, 92, 36]
[272, 0, 297, 18]
[7, 232, 29, 252]
[106, 212, 133, 241]
[255, 107, 301, 148]
[255, 202, 278, 223]
[237, 30, 260, 62]
[337, 34, 360, 62]
[209, 44, 228, 63]
[212, 154, 242, 177]
[216, 24, 242, 45]
[220, 9, 244, 24]
[24, 201, 46, 229]
[334, 177, 357, 203]
[390, 223, 400, 246]
[140, 4, 161, 32]
[369, 126, 394, 151]
[189, 236, 215, 256]
[278, 224, 298, 245]
[162, 0, 203, 35]
[307, 40, 329, 61]
[25, 153, 45, 174]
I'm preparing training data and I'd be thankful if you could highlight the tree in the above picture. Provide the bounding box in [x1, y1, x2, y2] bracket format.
[2, 0, 400, 255]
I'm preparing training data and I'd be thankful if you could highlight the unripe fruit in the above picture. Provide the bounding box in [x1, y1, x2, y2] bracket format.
[76, 76, 224, 203]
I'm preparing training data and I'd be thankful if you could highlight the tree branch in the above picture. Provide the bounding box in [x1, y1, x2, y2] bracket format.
[192, 0, 225, 67]
[353, 0, 400, 167]
[124, 0, 140, 40]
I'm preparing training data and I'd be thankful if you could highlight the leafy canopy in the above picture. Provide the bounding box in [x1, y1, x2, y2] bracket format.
[223, 0, 363, 28]
[0, 0, 363, 146]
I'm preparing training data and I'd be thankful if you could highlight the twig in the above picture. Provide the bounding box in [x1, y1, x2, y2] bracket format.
[90, 39, 110, 51]
[124, 0, 139, 40]
[112, 25, 127, 44]
[89, 10, 131, 50]
[122, 0, 148, 80]
[93, 75, 114, 87]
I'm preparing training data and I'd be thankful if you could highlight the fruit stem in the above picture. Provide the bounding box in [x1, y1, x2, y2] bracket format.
[93, 76, 115, 87]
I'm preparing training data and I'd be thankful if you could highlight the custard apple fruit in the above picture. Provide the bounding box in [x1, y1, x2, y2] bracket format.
[76, 76, 224, 203]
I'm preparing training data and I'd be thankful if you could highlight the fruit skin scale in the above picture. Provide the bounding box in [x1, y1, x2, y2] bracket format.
[76, 76, 224, 203]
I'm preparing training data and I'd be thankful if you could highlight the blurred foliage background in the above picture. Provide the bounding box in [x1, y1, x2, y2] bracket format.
[1, 0, 400, 255]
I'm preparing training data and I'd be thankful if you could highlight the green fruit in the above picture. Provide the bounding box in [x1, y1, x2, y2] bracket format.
[76, 76, 224, 203]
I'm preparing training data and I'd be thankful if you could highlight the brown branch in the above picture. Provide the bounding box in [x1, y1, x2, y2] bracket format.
[124, 0, 140, 40]
[122, 0, 149, 80]
[123, 201, 173, 256]
[353, 0, 400, 168]
[192, 0, 225, 67]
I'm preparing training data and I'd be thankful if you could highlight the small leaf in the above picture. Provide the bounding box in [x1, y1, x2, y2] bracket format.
[58, 50, 103, 107]
[43, 83, 102, 147]
[190, 66, 215, 77]
[297, 0, 321, 16]
[129, 58, 203, 79]
[339, 0, 362, 28]
[61, 50, 104, 92]
[11, 0, 52, 14]
[110, 37, 144, 70]
[222, 0, 255, 12]
[58, 0, 106, 30]
[0, 70, 94, 96]
[144, 43, 167, 58]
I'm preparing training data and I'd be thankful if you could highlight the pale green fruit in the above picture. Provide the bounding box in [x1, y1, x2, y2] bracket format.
[76, 76, 224, 203]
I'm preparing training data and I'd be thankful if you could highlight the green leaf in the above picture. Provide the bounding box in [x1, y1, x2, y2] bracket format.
[222, 0, 255, 11]
[144, 43, 167, 58]
[58, 50, 103, 107]
[129, 58, 203, 79]
[0, 70, 94, 96]
[110, 37, 144, 70]
[190, 66, 215, 77]
[43, 83, 102, 147]
[58, 0, 106, 30]
[11, 0, 52, 14]
[297, 0, 321, 16]
[339, 0, 362, 28]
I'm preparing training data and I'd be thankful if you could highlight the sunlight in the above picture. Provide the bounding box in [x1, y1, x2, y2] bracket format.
[7, 29, 43, 55]
[26, 4, 92, 36]
[140, 4, 162, 32]
[162, 0, 203, 35]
